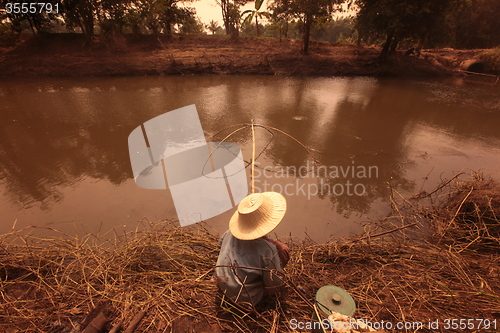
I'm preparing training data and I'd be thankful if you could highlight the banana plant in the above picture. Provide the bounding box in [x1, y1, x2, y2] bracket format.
[241, 0, 270, 36]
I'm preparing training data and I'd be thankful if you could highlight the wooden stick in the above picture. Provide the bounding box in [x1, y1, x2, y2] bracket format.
[81, 310, 110, 333]
[257, 124, 320, 164]
[313, 303, 328, 333]
[427, 172, 464, 197]
[108, 321, 123, 333]
[251, 119, 256, 193]
[123, 310, 147, 333]
[461, 70, 499, 78]
[348, 223, 417, 243]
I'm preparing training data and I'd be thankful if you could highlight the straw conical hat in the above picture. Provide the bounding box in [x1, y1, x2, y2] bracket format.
[229, 192, 287, 240]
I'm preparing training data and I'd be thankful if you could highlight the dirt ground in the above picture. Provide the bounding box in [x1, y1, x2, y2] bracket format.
[0, 33, 479, 77]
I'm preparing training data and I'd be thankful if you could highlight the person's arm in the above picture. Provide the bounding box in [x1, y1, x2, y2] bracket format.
[259, 239, 286, 290]
[217, 230, 229, 248]
[262, 236, 290, 267]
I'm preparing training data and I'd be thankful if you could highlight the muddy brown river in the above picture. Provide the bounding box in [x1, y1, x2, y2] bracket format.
[1, 76, 499, 241]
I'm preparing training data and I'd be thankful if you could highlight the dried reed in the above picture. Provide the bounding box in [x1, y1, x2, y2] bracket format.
[1, 173, 500, 332]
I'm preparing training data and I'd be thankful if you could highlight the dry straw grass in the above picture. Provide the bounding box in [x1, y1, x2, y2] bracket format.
[479, 47, 500, 73]
[1, 173, 500, 332]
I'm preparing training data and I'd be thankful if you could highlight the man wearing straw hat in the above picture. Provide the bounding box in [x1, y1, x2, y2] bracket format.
[214, 191, 290, 308]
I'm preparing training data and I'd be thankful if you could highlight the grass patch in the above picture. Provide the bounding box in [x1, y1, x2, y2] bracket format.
[479, 47, 500, 72]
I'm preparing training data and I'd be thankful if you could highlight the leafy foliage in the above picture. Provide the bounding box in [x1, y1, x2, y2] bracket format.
[2, 0, 56, 36]
[452, 0, 500, 49]
[312, 17, 357, 43]
[241, 0, 270, 36]
[179, 15, 205, 34]
[206, 20, 220, 35]
[355, 0, 463, 61]
[133, 0, 196, 35]
[1, 0, 200, 42]
[60, 0, 96, 42]
[215, 0, 249, 36]
[1, 0, 498, 53]
[272, 0, 344, 53]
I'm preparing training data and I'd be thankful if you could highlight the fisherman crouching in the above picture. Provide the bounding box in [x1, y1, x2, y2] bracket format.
[214, 192, 290, 310]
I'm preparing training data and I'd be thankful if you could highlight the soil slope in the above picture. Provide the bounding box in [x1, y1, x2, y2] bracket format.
[0, 33, 460, 77]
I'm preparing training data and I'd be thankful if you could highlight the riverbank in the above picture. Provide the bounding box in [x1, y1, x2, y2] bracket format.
[0, 33, 484, 77]
[1, 173, 499, 332]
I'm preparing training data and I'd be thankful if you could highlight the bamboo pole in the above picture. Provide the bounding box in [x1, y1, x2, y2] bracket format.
[122, 310, 147, 333]
[251, 120, 256, 193]
[81, 310, 110, 333]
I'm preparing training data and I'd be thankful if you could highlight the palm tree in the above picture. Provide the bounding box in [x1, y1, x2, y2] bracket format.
[207, 20, 220, 35]
[241, 0, 269, 36]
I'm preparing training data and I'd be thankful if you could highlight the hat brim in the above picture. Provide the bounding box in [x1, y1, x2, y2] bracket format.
[229, 192, 286, 240]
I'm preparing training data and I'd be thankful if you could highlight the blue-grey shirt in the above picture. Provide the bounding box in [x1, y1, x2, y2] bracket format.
[214, 230, 284, 306]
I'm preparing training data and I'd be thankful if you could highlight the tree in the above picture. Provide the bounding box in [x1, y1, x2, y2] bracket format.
[453, 0, 500, 49]
[216, 0, 248, 36]
[266, 1, 295, 40]
[159, 3, 194, 34]
[265, 14, 286, 39]
[2, 0, 56, 36]
[124, 8, 143, 34]
[61, 0, 96, 44]
[272, 0, 344, 54]
[98, 0, 134, 35]
[134, 0, 161, 35]
[241, 18, 265, 36]
[179, 15, 205, 34]
[206, 20, 220, 35]
[313, 17, 356, 43]
[0, 7, 18, 46]
[355, 0, 463, 61]
[132, 0, 196, 36]
[241, 0, 269, 36]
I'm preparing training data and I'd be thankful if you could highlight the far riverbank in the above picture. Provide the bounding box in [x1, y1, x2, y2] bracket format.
[1, 33, 495, 78]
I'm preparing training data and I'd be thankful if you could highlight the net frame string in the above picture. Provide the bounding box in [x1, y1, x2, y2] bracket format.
[204, 122, 320, 194]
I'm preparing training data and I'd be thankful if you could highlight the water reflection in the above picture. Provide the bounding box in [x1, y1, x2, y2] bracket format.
[0, 76, 499, 240]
